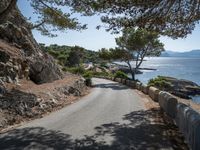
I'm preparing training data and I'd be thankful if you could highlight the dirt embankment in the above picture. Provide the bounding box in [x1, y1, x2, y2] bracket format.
[0, 75, 89, 131]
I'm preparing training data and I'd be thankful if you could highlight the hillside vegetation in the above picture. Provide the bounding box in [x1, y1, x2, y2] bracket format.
[40, 44, 102, 66]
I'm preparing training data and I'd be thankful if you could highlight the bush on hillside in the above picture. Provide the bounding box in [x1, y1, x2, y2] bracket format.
[83, 71, 93, 78]
[62, 66, 85, 74]
[83, 71, 92, 86]
[114, 71, 128, 79]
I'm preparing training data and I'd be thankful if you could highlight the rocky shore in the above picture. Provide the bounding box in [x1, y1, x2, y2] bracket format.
[148, 76, 200, 100]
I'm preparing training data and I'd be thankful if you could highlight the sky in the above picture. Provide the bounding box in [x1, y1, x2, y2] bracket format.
[17, 0, 200, 52]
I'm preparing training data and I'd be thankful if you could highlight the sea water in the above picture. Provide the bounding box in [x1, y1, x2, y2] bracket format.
[120, 57, 200, 103]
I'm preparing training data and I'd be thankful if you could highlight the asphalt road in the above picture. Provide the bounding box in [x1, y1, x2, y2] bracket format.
[0, 78, 183, 150]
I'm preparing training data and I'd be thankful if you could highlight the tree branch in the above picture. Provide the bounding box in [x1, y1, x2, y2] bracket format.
[136, 47, 148, 69]
[31, 19, 46, 29]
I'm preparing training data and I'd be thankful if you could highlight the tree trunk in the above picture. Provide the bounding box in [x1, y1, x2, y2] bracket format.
[127, 61, 135, 80]
[0, 0, 17, 23]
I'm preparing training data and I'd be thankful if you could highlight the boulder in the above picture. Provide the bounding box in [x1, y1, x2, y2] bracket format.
[150, 76, 200, 98]
[0, 6, 63, 84]
[29, 55, 63, 84]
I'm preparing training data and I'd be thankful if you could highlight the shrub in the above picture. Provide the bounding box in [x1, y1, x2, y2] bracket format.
[83, 71, 92, 86]
[62, 66, 85, 74]
[99, 62, 109, 68]
[114, 71, 128, 79]
[85, 78, 92, 86]
[148, 76, 172, 90]
[62, 67, 68, 72]
[92, 71, 108, 77]
[83, 71, 93, 78]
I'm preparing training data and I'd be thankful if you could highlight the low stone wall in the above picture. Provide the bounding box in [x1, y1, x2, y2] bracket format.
[176, 103, 200, 150]
[141, 84, 149, 94]
[158, 91, 178, 119]
[115, 78, 121, 83]
[126, 80, 136, 88]
[148, 87, 160, 102]
[104, 77, 200, 150]
[121, 79, 126, 84]
[136, 82, 142, 90]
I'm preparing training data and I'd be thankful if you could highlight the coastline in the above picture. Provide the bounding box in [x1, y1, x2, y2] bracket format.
[113, 57, 200, 104]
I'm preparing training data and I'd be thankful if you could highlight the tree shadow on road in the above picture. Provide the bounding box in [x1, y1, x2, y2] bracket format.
[0, 108, 188, 150]
[94, 82, 129, 91]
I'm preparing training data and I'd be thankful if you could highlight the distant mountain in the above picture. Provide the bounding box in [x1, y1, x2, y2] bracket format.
[161, 50, 200, 57]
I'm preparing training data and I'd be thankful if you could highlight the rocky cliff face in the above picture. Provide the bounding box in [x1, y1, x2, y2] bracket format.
[0, 3, 63, 84]
[0, 2, 88, 130]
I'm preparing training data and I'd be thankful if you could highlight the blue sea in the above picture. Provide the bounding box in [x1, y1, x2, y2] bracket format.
[120, 57, 200, 103]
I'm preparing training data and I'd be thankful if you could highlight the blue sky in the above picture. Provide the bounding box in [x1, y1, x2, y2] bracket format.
[18, 1, 200, 52]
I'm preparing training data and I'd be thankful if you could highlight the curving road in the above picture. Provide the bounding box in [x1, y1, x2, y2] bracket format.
[0, 78, 186, 150]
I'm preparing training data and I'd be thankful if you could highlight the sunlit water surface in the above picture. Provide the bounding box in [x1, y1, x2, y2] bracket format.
[118, 57, 200, 103]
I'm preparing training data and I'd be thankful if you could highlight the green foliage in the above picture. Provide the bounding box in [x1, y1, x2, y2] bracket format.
[83, 71, 93, 87]
[64, 66, 85, 74]
[115, 28, 164, 59]
[41, 44, 102, 67]
[66, 46, 84, 67]
[99, 62, 109, 68]
[83, 71, 93, 78]
[92, 71, 111, 78]
[114, 71, 128, 79]
[62, 67, 68, 72]
[148, 76, 172, 90]
[70, 0, 200, 38]
[99, 28, 164, 80]
[98, 48, 112, 60]
[85, 78, 92, 87]
[26, 0, 86, 37]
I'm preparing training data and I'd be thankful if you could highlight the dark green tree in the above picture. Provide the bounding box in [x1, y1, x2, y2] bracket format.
[66, 46, 85, 67]
[99, 28, 164, 80]
[68, 0, 200, 38]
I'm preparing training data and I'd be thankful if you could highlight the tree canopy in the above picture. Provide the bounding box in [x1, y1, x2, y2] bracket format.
[68, 0, 200, 38]
[2, 1, 199, 38]
[0, 0, 86, 37]
[99, 28, 164, 80]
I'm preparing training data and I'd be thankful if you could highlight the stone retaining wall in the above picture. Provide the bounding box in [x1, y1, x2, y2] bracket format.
[141, 84, 149, 94]
[105, 77, 200, 150]
[158, 91, 178, 119]
[148, 87, 160, 102]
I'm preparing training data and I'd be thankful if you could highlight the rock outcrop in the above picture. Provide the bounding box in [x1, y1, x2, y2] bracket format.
[150, 76, 200, 99]
[0, 2, 88, 130]
[0, 2, 63, 84]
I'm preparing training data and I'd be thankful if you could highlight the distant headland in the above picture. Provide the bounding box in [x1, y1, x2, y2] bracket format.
[161, 50, 200, 57]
